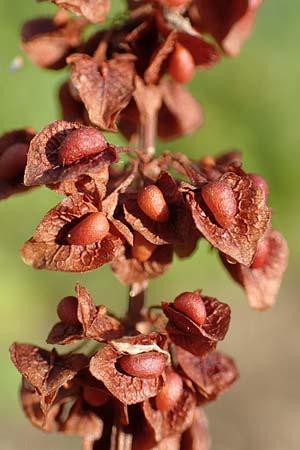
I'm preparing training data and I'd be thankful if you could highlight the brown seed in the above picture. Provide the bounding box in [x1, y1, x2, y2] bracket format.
[0, 143, 28, 181]
[201, 180, 237, 229]
[248, 173, 269, 200]
[132, 232, 157, 262]
[118, 351, 166, 379]
[168, 43, 196, 84]
[67, 212, 110, 245]
[155, 369, 183, 412]
[251, 238, 270, 269]
[83, 386, 110, 407]
[137, 185, 170, 223]
[57, 296, 79, 325]
[174, 291, 207, 326]
[58, 127, 107, 166]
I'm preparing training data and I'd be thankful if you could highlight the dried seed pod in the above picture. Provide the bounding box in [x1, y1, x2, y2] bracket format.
[155, 369, 183, 412]
[201, 180, 237, 229]
[173, 291, 207, 326]
[168, 43, 196, 84]
[83, 386, 110, 407]
[57, 296, 79, 325]
[137, 185, 170, 223]
[118, 352, 167, 379]
[58, 127, 107, 166]
[248, 173, 269, 200]
[0, 143, 28, 181]
[251, 238, 270, 269]
[67, 212, 110, 245]
[132, 232, 157, 262]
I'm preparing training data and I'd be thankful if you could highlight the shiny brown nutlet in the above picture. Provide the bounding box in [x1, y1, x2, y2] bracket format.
[168, 43, 196, 84]
[248, 173, 269, 200]
[67, 212, 110, 245]
[0, 143, 28, 181]
[57, 296, 79, 325]
[201, 181, 237, 229]
[132, 232, 157, 262]
[58, 127, 107, 166]
[251, 238, 270, 269]
[173, 291, 207, 326]
[137, 185, 170, 223]
[83, 386, 110, 407]
[118, 351, 166, 379]
[155, 369, 183, 412]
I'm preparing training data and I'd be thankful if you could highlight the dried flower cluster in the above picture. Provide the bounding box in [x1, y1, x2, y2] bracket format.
[11, 285, 236, 449]
[4, 0, 288, 449]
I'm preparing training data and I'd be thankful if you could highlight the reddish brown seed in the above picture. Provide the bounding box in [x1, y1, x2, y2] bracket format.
[57, 296, 79, 325]
[155, 369, 183, 412]
[67, 212, 110, 246]
[0, 143, 28, 181]
[168, 43, 196, 84]
[118, 352, 167, 379]
[173, 291, 207, 326]
[137, 185, 170, 223]
[201, 180, 237, 229]
[83, 386, 110, 407]
[58, 127, 107, 166]
[248, 173, 269, 200]
[251, 238, 270, 269]
[132, 232, 157, 262]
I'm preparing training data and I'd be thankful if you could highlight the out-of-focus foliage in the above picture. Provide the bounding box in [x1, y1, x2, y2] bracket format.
[0, 1, 299, 449]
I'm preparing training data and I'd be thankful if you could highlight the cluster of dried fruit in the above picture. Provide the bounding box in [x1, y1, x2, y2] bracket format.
[3, 0, 288, 449]
[10, 284, 236, 449]
[6, 121, 285, 309]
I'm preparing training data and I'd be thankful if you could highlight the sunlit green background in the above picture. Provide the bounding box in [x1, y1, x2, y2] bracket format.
[0, 1, 299, 449]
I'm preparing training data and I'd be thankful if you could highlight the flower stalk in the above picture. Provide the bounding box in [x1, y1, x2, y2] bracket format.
[2, 1, 289, 449]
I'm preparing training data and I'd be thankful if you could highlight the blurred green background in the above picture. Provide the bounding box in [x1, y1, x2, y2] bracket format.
[0, 1, 299, 449]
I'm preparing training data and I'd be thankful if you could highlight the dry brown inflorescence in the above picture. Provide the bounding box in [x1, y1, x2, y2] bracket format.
[4, 0, 288, 449]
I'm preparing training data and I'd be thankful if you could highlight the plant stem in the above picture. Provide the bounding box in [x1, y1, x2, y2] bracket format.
[138, 111, 157, 158]
[124, 82, 160, 325]
[126, 288, 146, 329]
[133, 78, 161, 158]
[110, 425, 133, 450]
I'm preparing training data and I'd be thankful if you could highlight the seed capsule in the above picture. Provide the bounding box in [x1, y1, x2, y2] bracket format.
[0, 143, 28, 181]
[67, 212, 110, 246]
[118, 352, 166, 379]
[168, 43, 196, 84]
[57, 296, 79, 325]
[251, 238, 270, 269]
[58, 127, 107, 166]
[83, 386, 110, 407]
[201, 180, 237, 229]
[174, 291, 207, 326]
[155, 369, 183, 412]
[248, 173, 269, 200]
[132, 232, 157, 262]
[137, 185, 170, 223]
